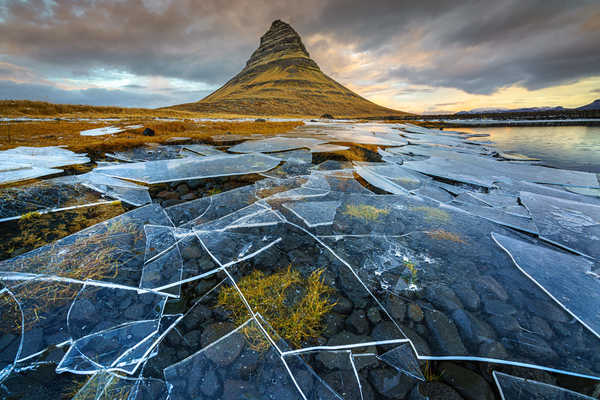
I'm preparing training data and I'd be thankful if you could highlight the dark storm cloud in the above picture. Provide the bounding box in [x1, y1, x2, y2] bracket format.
[0, 0, 599, 101]
[0, 80, 211, 108]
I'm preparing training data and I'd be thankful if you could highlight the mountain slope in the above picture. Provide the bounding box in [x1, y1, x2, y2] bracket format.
[576, 99, 600, 111]
[168, 20, 408, 117]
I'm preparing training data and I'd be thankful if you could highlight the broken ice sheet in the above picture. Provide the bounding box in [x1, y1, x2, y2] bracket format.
[72, 371, 170, 400]
[378, 343, 425, 381]
[0, 204, 172, 288]
[228, 136, 327, 153]
[0, 286, 23, 382]
[78, 172, 151, 206]
[260, 159, 313, 179]
[58, 314, 182, 375]
[492, 232, 600, 338]
[0, 177, 107, 222]
[95, 153, 280, 184]
[181, 144, 224, 156]
[164, 318, 305, 400]
[0, 146, 90, 168]
[354, 162, 428, 195]
[309, 144, 350, 153]
[106, 145, 186, 162]
[282, 200, 341, 227]
[80, 126, 125, 136]
[0, 165, 62, 185]
[449, 201, 538, 234]
[269, 149, 313, 164]
[519, 191, 600, 259]
[492, 371, 595, 400]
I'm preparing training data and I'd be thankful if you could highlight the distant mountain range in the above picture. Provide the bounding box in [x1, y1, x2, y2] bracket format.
[456, 99, 600, 115]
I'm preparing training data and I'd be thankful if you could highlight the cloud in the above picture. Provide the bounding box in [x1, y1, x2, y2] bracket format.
[0, 0, 599, 108]
[0, 80, 211, 108]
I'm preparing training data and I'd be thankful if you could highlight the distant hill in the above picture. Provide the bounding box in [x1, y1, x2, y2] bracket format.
[166, 20, 409, 117]
[576, 99, 600, 111]
[457, 100, 598, 115]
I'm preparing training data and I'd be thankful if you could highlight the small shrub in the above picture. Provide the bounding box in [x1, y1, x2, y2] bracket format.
[217, 266, 336, 348]
[343, 204, 389, 222]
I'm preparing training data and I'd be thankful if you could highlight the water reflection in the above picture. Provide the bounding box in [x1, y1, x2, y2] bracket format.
[460, 126, 600, 173]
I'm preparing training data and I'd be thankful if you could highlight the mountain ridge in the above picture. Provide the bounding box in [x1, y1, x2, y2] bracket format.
[167, 20, 408, 117]
[456, 99, 599, 115]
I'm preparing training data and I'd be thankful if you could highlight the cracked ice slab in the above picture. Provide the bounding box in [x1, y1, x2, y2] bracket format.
[0, 146, 90, 169]
[282, 200, 341, 227]
[492, 371, 595, 400]
[519, 191, 600, 259]
[80, 126, 126, 136]
[164, 319, 305, 400]
[228, 136, 327, 153]
[78, 172, 152, 206]
[492, 232, 600, 338]
[94, 153, 281, 184]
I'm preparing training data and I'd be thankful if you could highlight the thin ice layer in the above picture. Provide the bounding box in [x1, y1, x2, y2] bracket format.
[0, 146, 90, 168]
[95, 153, 280, 184]
[228, 136, 327, 153]
[0, 287, 23, 383]
[0, 204, 172, 288]
[282, 200, 341, 227]
[492, 371, 595, 400]
[519, 191, 600, 259]
[492, 232, 600, 338]
[378, 343, 425, 381]
[80, 126, 125, 136]
[0, 166, 62, 185]
[164, 319, 304, 400]
[78, 172, 151, 206]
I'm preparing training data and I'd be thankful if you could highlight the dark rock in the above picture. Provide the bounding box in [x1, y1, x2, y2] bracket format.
[451, 309, 495, 347]
[198, 364, 221, 397]
[425, 286, 463, 312]
[453, 285, 481, 311]
[317, 331, 376, 370]
[479, 340, 508, 359]
[424, 310, 467, 355]
[488, 314, 521, 336]
[157, 190, 179, 200]
[175, 183, 190, 195]
[400, 325, 431, 355]
[321, 113, 334, 119]
[20, 327, 43, 357]
[386, 295, 406, 321]
[222, 380, 257, 399]
[418, 381, 464, 400]
[322, 313, 345, 338]
[440, 362, 494, 400]
[472, 275, 508, 301]
[525, 298, 569, 322]
[345, 309, 369, 335]
[162, 198, 183, 207]
[371, 321, 404, 343]
[513, 332, 558, 362]
[332, 295, 353, 314]
[183, 330, 202, 348]
[201, 322, 235, 348]
[322, 371, 365, 400]
[366, 307, 382, 324]
[142, 128, 155, 136]
[482, 298, 517, 316]
[254, 118, 267, 122]
[181, 245, 203, 260]
[408, 304, 424, 322]
[180, 192, 196, 201]
[368, 367, 417, 398]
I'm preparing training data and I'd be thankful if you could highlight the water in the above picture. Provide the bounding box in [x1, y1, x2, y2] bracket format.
[458, 125, 600, 173]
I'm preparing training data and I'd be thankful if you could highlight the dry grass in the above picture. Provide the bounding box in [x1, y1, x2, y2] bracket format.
[0, 118, 304, 154]
[343, 204, 390, 222]
[217, 266, 336, 348]
[426, 229, 466, 244]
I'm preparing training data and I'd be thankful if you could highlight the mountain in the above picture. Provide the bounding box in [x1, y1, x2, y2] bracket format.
[457, 106, 566, 115]
[167, 20, 408, 117]
[576, 99, 600, 111]
[457, 100, 600, 115]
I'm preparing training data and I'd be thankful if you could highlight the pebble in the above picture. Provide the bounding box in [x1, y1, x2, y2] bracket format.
[408, 304, 424, 322]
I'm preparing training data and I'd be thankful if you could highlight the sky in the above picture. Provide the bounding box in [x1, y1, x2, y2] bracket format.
[0, 0, 599, 114]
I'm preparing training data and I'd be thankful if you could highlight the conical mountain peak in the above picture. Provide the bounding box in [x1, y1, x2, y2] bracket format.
[168, 20, 408, 117]
[245, 19, 313, 70]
